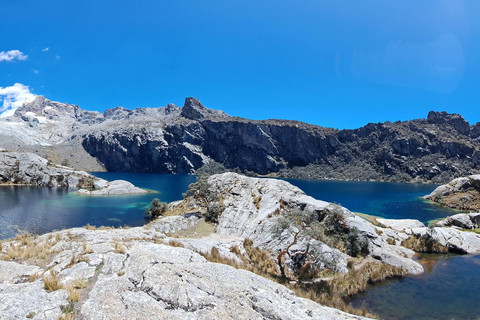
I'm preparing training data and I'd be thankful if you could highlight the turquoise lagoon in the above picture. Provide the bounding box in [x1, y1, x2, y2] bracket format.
[0, 173, 478, 319]
[0, 173, 195, 239]
[0, 174, 459, 239]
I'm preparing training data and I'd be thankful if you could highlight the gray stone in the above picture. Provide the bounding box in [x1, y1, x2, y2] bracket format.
[0, 261, 42, 284]
[376, 218, 426, 231]
[436, 213, 480, 229]
[81, 242, 369, 320]
[102, 252, 127, 274]
[78, 179, 146, 195]
[150, 214, 201, 234]
[0, 280, 68, 320]
[58, 261, 96, 284]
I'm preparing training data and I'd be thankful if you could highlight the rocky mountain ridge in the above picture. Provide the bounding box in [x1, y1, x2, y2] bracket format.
[1, 96, 480, 182]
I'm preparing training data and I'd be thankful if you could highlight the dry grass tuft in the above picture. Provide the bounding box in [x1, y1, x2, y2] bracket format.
[113, 241, 126, 254]
[201, 247, 243, 270]
[82, 242, 94, 254]
[29, 272, 41, 282]
[252, 194, 262, 210]
[71, 278, 87, 289]
[243, 239, 278, 275]
[16, 233, 33, 246]
[43, 271, 63, 292]
[230, 245, 241, 256]
[168, 240, 184, 248]
[66, 284, 80, 302]
[2, 234, 57, 266]
[401, 234, 448, 253]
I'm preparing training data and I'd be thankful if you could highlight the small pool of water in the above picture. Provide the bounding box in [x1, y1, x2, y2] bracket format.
[348, 254, 480, 320]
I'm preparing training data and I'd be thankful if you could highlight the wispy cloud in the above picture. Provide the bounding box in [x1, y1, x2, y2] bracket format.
[0, 83, 36, 118]
[42, 47, 49, 52]
[55, 55, 61, 59]
[33, 69, 39, 74]
[0, 50, 28, 62]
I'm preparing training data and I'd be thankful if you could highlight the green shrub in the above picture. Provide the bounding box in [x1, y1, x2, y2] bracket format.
[205, 203, 222, 223]
[145, 198, 168, 219]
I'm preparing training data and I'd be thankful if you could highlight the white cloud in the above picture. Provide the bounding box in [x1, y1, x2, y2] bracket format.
[42, 47, 49, 52]
[33, 69, 39, 74]
[0, 83, 36, 118]
[55, 55, 61, 59]
[0, 50, 28, 62]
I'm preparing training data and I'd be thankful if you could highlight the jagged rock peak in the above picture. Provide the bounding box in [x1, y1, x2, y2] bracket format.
[103, 106, 133, 120]
[427, 110, 470, 135]
[181, 97, 230, 120]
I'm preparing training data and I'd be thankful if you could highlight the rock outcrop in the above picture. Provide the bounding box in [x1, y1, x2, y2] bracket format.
[374, 217, 480, 254]
[0, 151, 145, 195]
[2, 96, 480, 182]
[424, 175, 480, 210]
[204, 173, 423, 275]
[436, 213, 480, 229]
[0, 151, 93, 188]
[0, 227, 369, 320]
[77, 179, 147, 195]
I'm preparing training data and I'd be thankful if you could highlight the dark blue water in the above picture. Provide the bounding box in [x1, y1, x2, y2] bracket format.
[283, 178, 460, 224]
[348, 254, 480, 320]
[0, 173, 195, 239]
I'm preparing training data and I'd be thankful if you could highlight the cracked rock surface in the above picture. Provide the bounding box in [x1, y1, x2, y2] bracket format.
[0, 227, 368, 320]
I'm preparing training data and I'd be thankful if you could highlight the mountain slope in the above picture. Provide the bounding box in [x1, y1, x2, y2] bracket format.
[1, 96, 479, 182]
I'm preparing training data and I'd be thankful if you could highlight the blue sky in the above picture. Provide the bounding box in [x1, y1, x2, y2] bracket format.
[1, 0, 480, 128]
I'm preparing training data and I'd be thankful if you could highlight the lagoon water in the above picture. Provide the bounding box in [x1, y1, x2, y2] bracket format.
[0, 173, 477, 319]
[282, 178, 460, 224]
[0, 173, 195, 239]
[0, 173, 457, 239]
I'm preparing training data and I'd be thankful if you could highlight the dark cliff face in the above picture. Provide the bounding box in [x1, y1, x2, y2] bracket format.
[79, 98, 480, 182]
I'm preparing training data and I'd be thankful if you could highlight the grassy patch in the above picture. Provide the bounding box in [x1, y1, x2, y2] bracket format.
[167, 219, 216, 238]
[0, 233, 59, 267]
[71, 278, 87, 289]
[43, 271, 63, 292]
[401, 234, 448, 253]
[167, 240, 184, 248]
[202, 239, 402, 318]
[66, 284, 80, 302]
